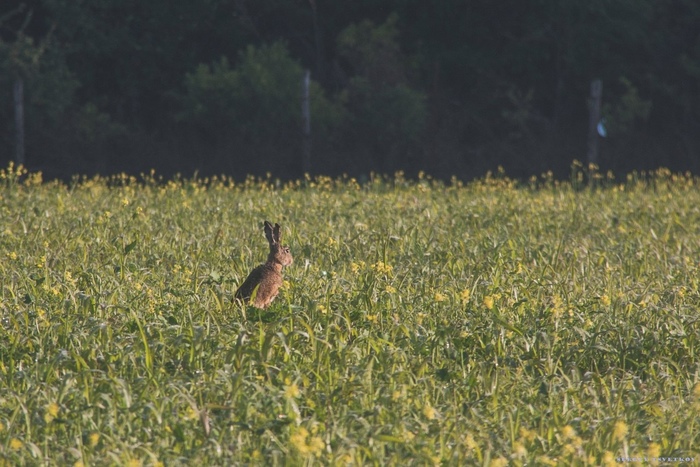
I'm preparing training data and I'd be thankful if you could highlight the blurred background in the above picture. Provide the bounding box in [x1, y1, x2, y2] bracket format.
[1, 0, 698, 181]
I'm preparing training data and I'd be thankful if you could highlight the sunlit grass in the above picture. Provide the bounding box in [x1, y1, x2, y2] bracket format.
[1, 162, 699, 465]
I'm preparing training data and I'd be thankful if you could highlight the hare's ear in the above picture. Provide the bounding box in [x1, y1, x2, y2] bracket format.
[264, 221, 276, 245]
[273, 223, 282, 243]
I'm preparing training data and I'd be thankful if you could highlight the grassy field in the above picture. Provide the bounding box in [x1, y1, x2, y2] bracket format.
[1, 162, 699, 466]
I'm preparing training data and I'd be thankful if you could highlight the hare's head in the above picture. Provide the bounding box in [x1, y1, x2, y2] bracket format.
[265, 221, 293, 267]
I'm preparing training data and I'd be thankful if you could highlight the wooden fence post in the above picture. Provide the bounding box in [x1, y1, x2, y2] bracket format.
[301, 70, 311, 175]
[14, 77, 25, 165]
[587, 79, 602, 166]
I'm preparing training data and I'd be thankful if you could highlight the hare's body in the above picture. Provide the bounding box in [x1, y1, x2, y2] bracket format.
[235, 221, 292, 308]
[235, 262, 284, 309]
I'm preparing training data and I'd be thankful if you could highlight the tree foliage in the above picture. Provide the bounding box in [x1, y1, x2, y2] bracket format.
[0, 0, 699, 179]
[336, 14, 426, 171]
[177, 42, 344, 175]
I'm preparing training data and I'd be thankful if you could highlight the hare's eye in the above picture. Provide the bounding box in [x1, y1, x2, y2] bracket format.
[284, 247, 290, 253]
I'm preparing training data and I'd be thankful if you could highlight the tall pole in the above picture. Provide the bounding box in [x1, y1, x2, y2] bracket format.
[301, 70, 311, 175]
[587, 79, 602, 166]
[309, 0, 323, 82]
[14, 77, 25, 165]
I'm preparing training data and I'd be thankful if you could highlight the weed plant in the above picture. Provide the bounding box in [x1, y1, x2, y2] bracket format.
[1, 162, 699, 465]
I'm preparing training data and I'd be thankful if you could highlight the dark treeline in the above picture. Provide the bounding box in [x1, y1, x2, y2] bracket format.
[1, 0, 699, 181]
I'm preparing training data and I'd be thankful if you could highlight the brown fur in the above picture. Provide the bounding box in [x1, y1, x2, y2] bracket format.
[235, 221, 293, 308]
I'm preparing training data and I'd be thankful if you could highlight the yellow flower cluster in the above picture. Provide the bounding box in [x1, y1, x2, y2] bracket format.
[559, 425, 584, 459]
[612, 420, 628, 441]
[350, 261, 365, 274]
[433, 292, 447, 302]
[89, 432, 100, 447]
[370, 261, 393, 275]
[0, 161, 28, 181]
[44, 402, 60, 423]
[284, 382, 300, 399]
[290, 427, 324, 457]
[422, 402, 438, 420]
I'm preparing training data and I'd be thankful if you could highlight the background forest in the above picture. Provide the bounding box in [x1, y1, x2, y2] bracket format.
[1, 0, 699, 180]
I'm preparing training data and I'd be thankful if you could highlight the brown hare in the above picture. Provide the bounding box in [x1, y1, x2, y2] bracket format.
[235, 221, 293, 308]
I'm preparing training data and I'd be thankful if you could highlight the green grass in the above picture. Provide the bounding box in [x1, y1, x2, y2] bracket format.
[1, 163, 699, 465]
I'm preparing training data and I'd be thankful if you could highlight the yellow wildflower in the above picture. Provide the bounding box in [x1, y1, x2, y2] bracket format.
[44, 402, 60, 423]
[562, 443, 577, 456]
[519, 426, 536, 443]
[371, 261, 393, 275]
[512, 441, 527, 459]
[290, 427, 324, 457]
[284, 383, 300, 399]
[612, 420, 628, 441]
[185, 406, 198, 420]
[464, 433, 477, 450]
[350, 261, 365, 274]
[647, 442, 661, 458]
[602, 451, 617, 466]
[422, 402, 438, 420]
[561, 425, 576, 439]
